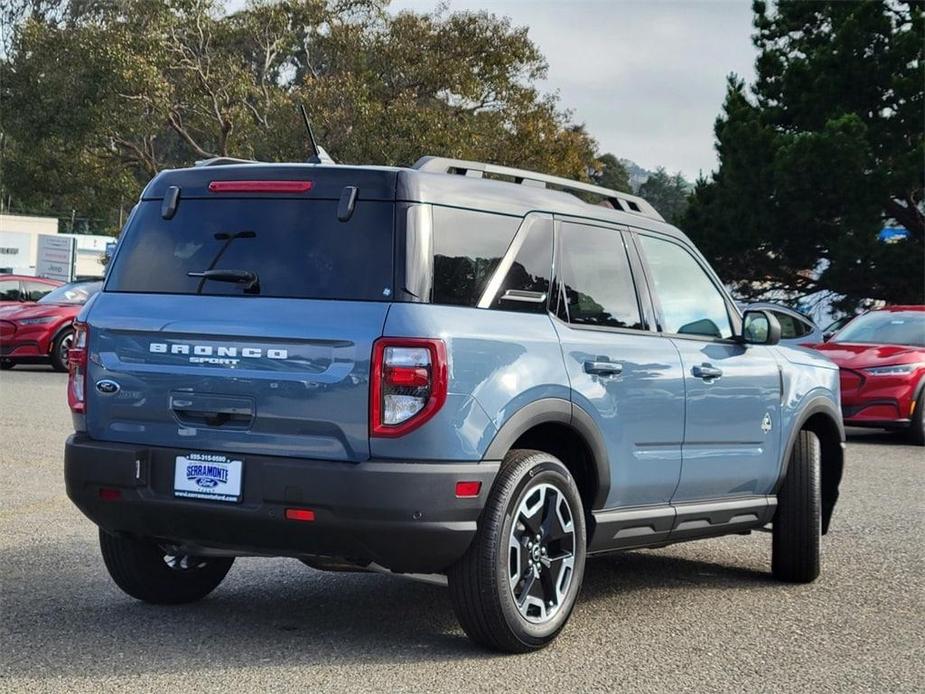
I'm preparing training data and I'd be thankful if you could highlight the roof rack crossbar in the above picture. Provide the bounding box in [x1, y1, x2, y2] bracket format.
[412, 156, 664, 222]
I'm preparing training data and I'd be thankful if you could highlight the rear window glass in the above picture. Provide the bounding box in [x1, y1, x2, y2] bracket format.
[106, 199, 394, 301]
[432, 207, 519, 306]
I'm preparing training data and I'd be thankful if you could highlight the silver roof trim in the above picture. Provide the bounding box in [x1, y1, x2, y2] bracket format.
[412, 156, 664, 222]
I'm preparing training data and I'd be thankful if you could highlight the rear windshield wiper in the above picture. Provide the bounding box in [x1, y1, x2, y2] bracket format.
[188, 269, 260, 294]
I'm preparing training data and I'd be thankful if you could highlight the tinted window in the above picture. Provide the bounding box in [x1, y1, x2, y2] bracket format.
[771, 310, 812, 339]
[432, 207, 519, 306]
[106, 199, 394, 301]
[0, 280, 21, 301]
[639, 235, 732, 339]
[559, 223, 642, 330]
[24, 281, 56, 301]
[490, 220, 553, 314]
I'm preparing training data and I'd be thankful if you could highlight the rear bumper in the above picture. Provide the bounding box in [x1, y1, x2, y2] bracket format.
[65, 435, 498, 573]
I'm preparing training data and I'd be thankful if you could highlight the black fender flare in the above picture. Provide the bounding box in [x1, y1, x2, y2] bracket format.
[913, 377, 925, 411]
[775, 395, 845, 534]
[483, 397, 611, 509]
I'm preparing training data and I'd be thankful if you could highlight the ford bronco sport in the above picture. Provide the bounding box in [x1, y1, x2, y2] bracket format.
[65, 156, 845, 652]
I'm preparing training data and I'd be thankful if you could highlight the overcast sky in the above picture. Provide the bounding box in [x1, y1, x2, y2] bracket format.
[391, 0, 759, 179]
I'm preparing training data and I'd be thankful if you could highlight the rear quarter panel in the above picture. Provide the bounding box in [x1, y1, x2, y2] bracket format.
[373, 304, 570, 460]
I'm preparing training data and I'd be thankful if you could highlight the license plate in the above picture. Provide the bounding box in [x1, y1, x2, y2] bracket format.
[174, 452, 243, 503]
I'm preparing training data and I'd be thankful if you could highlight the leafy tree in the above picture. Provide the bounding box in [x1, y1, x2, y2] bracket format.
[0, 0, 600, 233]
[683, 1, 924, 310]
[637, 167, 690, 224]
[592, 153, 630, 193]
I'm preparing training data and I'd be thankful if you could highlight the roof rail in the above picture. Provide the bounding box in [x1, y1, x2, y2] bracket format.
[194, 157, 259, 167]
[412, 156, 664, 222]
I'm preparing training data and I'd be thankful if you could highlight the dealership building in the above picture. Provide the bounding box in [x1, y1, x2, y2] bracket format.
[0, 214, 112, 280]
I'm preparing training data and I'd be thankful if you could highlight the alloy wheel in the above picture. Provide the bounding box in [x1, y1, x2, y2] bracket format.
[508, 482, 576, 624]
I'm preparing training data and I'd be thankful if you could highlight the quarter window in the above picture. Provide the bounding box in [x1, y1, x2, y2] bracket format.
[558, 223, 642, 330]
[432, 207, 519, 307]
[639, 235, 732, 339]
[489, 220, 554, 314]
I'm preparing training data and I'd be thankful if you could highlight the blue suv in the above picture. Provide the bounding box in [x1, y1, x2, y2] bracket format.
[64, 156, 845, 652]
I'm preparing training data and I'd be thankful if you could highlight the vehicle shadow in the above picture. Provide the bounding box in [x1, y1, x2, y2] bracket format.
[0, 364, 58, 373]
[844, 427, 913, 447]
[1, 541, 773, 677]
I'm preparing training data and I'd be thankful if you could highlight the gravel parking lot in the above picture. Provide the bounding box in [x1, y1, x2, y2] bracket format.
[1, 366, 922, 693]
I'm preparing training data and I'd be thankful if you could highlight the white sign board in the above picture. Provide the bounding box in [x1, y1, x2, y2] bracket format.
[36, 234, 75, 282]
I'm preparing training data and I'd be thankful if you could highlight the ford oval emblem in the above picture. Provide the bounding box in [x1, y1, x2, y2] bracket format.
[95, 379, 121, 395]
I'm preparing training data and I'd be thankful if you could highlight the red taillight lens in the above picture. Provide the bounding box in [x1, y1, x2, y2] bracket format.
[208, 180, 313, 193]
[99, 487, 122, 501]
[67, 321, 88, 414]
[370, 338, 447, 437]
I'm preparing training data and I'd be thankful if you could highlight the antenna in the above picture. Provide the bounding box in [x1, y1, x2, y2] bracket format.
[299, 104, 320, 160]
[299, 104, 334, 165]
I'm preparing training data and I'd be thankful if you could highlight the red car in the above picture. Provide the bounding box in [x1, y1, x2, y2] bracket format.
[0, 280, 102, 372]
[814, 306, 925, 445]
[0, 274, 63, 307]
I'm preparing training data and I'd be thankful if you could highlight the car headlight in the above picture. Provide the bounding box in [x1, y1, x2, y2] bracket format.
[17, 317, 55, 326]
[864, 363, 924, 376]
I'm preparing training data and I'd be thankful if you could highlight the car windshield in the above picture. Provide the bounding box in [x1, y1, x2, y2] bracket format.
[38, 281, 102, 305]
[833, 310, 925, 347]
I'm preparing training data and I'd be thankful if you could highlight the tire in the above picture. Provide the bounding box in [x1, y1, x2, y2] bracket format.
[50, 327, 73, 372]
[99, 529, 234, 604]
[447, 449, 587, 653]
[907, 391, 924, 446]
[0, 359, 13, 370]
[772, 430, 821, 583]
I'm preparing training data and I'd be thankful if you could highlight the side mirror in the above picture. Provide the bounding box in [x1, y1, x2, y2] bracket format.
[741, 309, 781, 346]
[822, 332, 834, 342]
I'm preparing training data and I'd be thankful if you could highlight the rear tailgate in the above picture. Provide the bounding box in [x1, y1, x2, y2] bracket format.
[86, 177, 396, 462]
[85, 294, 386, 461]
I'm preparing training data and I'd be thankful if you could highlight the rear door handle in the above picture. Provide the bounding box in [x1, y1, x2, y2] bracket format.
[692, 364, 723, 380]
[584, 361, 623, 377]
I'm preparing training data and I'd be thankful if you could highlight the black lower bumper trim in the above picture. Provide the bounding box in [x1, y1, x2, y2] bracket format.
[65, 435, 498, 573]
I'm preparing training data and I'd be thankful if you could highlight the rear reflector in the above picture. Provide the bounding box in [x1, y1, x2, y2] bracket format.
[455, 481, 482, 498]
[285, 508, 316, 522]
[208, 180, 313, 193]
[99, 487, 122, 501]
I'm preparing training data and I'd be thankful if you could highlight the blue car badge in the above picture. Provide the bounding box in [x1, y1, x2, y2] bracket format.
[95, 379, 121, 395]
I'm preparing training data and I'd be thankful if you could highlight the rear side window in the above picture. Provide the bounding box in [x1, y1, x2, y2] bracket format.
[24, 281, 55, 301]
[489, 220, 554, 313]
[106, 199, 394, 301]
[558, 223, 642, 330]
[432, 207, 519, 306]
[0, 280, 21, 301]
